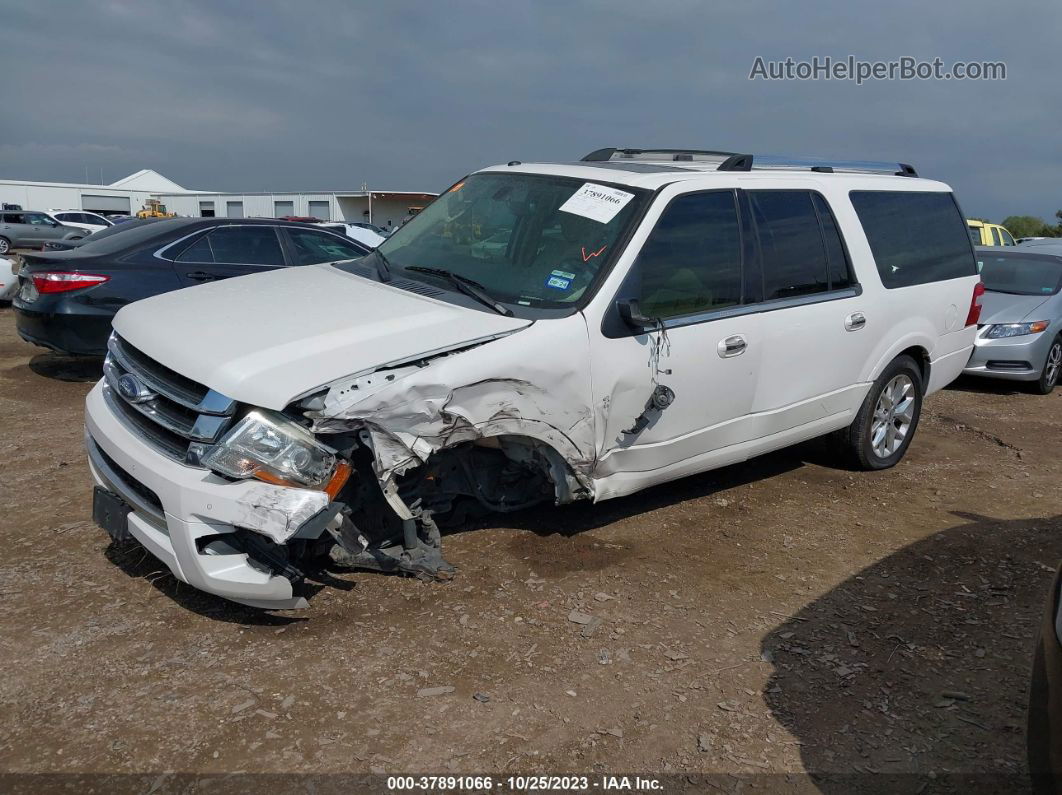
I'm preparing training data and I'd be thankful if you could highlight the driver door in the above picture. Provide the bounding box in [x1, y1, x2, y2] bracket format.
[589, 189, 763, 495]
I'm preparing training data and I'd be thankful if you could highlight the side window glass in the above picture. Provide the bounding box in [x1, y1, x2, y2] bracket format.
[990, 227, 1002, 246]
[811, 194, 853, 289]
[175, 235, 214, 263]
[287, 229, 367, 265]
[750, 191, 829, 300]
[1000, 229, 1015, 246]
[205, 226, 285, 266]
[635, 191, 742, 319]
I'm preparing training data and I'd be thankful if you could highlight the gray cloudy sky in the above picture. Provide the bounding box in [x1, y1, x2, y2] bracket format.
[2, 0, 1060, 221]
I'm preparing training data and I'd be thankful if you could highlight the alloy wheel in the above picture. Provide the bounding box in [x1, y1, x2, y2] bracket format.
[870, 374, 916, 458]
[1046, 342, 1062, 388]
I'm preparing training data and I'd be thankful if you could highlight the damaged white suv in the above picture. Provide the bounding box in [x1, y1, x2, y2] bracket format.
[85, 148, 982, 608]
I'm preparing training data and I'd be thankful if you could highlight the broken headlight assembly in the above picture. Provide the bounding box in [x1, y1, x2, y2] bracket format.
[203, 409, 349, 494]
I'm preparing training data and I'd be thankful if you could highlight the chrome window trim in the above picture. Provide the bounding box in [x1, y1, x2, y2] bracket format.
[655, 285, 863, 332]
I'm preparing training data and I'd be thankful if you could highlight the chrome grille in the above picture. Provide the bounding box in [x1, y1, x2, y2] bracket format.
[103, 333, 238, 465]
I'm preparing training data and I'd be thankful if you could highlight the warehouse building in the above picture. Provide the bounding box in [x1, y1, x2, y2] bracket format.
[0, 171, 437, 229]
[0, 170, 192, 216]
[157, 189, 438, 231]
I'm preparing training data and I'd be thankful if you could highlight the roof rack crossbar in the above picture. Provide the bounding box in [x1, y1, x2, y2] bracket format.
[581, 148, 745, 163]
[580, 148, 918, 177]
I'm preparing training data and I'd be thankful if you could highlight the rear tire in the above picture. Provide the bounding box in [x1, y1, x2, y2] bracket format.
[1032, 336, 1062, 395]
[0, 236, 10, 255]
[838, 355, 924, 471]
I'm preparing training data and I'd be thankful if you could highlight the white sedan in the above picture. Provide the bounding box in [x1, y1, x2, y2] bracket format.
[48, 210, 114, 235]
[313, 222, 386, 249]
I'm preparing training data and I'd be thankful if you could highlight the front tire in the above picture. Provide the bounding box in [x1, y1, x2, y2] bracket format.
[839, 355, 924, 471]
[0, 236, 10, 255]
[1032, 336, 1062, 395]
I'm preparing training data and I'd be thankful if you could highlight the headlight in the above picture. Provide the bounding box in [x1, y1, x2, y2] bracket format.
[202, 409, 338, 489]
[985, 321, 1050, 339]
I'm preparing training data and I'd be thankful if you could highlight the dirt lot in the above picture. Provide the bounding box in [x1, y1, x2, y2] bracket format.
[0, 306, 1059, 791]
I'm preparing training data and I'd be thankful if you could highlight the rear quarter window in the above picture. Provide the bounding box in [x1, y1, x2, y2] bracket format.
[850, 191, 976, 289]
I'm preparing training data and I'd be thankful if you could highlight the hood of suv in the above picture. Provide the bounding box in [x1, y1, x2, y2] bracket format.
[112, 263, 531, 410]
[980, 290, 1052, 326]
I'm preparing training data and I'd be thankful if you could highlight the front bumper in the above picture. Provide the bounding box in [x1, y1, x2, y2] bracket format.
[85, 382, 312, 608]
[963, 328, 1054, 382]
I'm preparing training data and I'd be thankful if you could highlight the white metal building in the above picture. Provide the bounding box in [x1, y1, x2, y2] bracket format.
[0, 169, 192, 216]
[0, 171, 438, 229]
[156, 190, 438, 230]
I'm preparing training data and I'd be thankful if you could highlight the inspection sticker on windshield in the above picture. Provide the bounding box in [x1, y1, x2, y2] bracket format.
[558, 182, 635, 224]
[546, 269, 575, 290]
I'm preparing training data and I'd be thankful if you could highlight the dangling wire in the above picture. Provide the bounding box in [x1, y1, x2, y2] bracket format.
[649, 318, 672, 386]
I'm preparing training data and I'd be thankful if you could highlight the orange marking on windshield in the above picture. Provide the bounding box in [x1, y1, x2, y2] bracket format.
[581, 245, 607, 262]
[449, 181, 465, 192]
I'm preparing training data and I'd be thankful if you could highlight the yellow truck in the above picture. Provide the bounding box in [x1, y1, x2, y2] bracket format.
[967, 219, 1015, 246]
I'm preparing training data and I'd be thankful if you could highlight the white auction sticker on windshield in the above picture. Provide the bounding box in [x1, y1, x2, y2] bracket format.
[558, 182, 635, 224]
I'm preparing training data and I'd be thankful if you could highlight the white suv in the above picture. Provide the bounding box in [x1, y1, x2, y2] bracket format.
[84, 148, 982, 608]
[48, 210, 114, 234]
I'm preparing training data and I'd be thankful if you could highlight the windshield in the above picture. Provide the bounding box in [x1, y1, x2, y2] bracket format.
[355, 172, 647, 308]
[977, 253, 1062, 295]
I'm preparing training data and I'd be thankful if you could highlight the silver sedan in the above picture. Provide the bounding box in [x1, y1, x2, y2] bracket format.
[964, 245, 1062, 394]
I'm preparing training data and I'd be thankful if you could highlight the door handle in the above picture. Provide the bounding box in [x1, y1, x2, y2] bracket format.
[717, 335, 747, 358]
[185, 271, 217, 282]
[845, 312, 867, 332]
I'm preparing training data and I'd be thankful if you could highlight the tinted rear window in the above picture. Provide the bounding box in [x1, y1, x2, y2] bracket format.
[850, 191, 976, 288]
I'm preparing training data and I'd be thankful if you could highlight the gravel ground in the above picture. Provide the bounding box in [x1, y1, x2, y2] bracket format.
[0, 307, 1059, 791]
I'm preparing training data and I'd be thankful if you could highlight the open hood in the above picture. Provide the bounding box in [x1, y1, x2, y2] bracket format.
[112, 263, 531, 409]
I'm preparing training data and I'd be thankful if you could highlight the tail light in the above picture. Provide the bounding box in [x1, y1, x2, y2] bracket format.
[31, 271, 110, 294]
[965, 282, 985, 326]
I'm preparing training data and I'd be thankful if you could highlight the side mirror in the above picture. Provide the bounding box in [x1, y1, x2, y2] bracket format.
[617, 298, 657, 331]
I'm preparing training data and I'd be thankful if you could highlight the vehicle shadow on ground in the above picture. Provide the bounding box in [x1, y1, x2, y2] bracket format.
[946, 374, 1036, 397]
[28, 352, 103, 383]
[450, 439, 829, 540]
[103, 541, 313, 626]
[760, 511, 1062, 794]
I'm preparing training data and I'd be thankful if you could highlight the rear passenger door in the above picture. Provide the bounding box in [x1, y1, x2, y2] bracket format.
[746, 189, 876, 432]
[172, 225, 288, 286]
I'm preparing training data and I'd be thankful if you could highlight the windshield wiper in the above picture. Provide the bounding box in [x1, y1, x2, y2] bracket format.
[405, 266, 513, 316]
[371, 248, 393, 283]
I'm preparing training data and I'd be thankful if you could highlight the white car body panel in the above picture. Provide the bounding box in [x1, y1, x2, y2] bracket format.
[313, 222, 386, 249]
[112, 263, 531, 410]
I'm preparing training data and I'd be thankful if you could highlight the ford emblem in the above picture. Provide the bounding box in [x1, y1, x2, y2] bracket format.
[117, 373, 156, 404]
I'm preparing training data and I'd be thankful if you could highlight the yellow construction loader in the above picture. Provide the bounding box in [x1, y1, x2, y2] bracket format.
[136, 199, 177, 219]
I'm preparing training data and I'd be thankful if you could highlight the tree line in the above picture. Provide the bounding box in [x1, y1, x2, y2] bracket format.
[999, 210, 1062, 239]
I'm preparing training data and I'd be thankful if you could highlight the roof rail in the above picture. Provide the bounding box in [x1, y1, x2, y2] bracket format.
[580, 148, 917, 176]
[752, 155, 918, 177]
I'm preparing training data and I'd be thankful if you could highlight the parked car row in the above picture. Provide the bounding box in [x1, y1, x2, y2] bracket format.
[4, 149, 1057, 615]
[0, 210, 88, 254]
